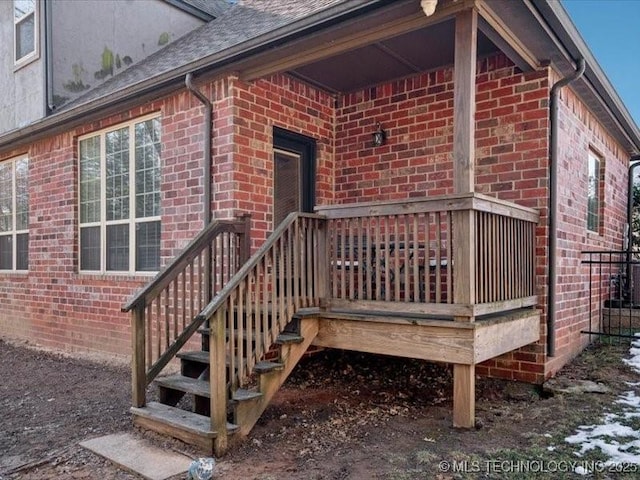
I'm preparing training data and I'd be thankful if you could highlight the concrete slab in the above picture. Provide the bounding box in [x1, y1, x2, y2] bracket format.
[80, 433, 192, 480]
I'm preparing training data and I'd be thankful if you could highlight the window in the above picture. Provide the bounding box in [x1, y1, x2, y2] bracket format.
[0, 156, 29, 271]
[79, 115, 161, 273]
[587, 150, 602, 233]
[14, 0, 37, 65]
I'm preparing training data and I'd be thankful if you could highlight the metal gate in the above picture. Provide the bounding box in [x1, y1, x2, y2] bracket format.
[582, 250, 640, 343]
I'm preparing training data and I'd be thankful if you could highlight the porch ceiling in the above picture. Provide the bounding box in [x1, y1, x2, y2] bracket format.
[289, 19, 499, 93]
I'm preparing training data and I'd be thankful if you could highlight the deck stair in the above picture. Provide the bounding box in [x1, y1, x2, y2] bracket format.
[123, 213, 323, 455]
[130, 317, 318, 451]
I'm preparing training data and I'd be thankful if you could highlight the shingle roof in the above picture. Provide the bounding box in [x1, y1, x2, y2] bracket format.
[61, 0, 346, 111]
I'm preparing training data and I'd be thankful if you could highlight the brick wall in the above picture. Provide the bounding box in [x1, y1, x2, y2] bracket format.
[0, 79, 235, 357]
[545, 78, 628, 375]
[226, 74, 335, 249]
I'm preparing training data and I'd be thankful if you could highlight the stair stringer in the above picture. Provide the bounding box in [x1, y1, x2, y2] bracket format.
[234, 315, 319, 436]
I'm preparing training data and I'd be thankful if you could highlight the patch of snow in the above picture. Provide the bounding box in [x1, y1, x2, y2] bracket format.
[565, 338, 640, 466]
[547, 445, 556, 451]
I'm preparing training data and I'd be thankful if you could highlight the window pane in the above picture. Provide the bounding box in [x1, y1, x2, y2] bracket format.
[136, 221, 160, 271]
[16, 233, 28, 270]
[14, 0, 35, 19]
[135, 118, 161, 218]
[15, 14, 35, 60]
[15, 158, 28, 230]
[107, 224, 129, 271]
[0, 235, 12, 270]
[0, 163, 13, 233]
[106, 128, 130, 221]
[80, 136, 101, 224]
[80, 227, 101, 270]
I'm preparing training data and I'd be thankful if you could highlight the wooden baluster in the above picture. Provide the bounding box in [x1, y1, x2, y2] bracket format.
[262, 256, 269, 354]
[189, 262, 195, 319]
[447, 213, 453, 304]
[237, 280, 244, 387]
[146, 305, 152, 370]
[404, 215, 410, 302]
[279, 234, 286, 322]
[424, 213, 431, 303]
[229, 291, 236, 390]
[164, 288, 170, 350]
[391, 215, 401, 302]
[357, 217, 364, 300]
[181, 271, 186, 329]
[384, 216, 390, 302]
[348, 220, 355, 300]
[246, 273, 255, 373]
[155, 299, 161, 362]
[340, 221, 346, 299]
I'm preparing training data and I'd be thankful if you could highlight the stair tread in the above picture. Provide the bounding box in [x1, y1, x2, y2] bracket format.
[156, 374, 210, 398]
[233, 388, 263, 402]
[276, 333, 304, 344]
[177, 350, 210, 364]
[131, 401, 238, 437]
[254, 360, 284, 373]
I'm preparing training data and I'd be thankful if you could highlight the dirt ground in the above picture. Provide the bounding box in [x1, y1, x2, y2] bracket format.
[1, 337, 638, 480]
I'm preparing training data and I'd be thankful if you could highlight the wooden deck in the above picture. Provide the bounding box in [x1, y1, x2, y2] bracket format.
[125, 194, 541, 454]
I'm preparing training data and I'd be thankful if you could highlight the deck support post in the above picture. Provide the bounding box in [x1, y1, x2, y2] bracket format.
[453, 364, 475, 428]
[452, 7, 478, 427]
[211, 307, 228, 456]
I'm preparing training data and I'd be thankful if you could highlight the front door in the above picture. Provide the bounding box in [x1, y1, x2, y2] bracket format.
[273, 127, 315, 226]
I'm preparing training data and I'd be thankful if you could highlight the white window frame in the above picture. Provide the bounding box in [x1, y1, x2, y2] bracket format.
[0, 155, 29, 272]
[587, 149, 602, 234]
[14, 0, 39, 68]
[78, 113, 161, 275]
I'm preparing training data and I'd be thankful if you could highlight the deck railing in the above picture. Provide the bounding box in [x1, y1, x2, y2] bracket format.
[316, 193, 539, 318]
[122, 215, 251, 407]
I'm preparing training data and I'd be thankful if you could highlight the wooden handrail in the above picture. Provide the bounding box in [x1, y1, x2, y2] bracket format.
[128, 215, 250, 408]
[315, 192, 539, 223]
[122, 216, 250, 312]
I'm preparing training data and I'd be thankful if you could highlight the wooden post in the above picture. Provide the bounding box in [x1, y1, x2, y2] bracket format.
[453, 364, 475, 428]
[452, 8, 477, 429]
[452, 7, 478, 319]
[131, 306, 147, 408]
[210, 307, 228, 456]
[238, 214, 252, 265]
[453, 7, 477, 194]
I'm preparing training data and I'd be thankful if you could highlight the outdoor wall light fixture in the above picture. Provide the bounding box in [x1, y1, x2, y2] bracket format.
[372, 123, 386, 147]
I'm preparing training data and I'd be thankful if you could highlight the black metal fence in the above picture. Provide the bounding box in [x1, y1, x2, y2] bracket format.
[581, 250, 640, 343]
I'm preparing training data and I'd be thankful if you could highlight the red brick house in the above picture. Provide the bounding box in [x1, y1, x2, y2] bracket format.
[1, 0, 639, 454]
